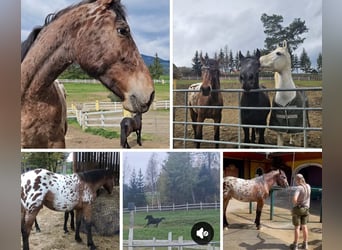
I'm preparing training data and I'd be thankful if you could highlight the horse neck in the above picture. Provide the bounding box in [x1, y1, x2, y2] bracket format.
[21, 11, 78, 101]
[263, 171, 277, 190]
[274, 67, 296, 105]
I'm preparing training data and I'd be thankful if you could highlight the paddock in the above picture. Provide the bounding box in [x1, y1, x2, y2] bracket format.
[173, 80, 322, 148]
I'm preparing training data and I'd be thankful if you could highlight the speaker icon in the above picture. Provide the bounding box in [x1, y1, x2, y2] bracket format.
[196, 227, 209, 239]
[191, 222, 214, 245]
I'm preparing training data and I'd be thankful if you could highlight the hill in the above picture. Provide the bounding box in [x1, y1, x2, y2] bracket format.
[142, 54, 170, 75]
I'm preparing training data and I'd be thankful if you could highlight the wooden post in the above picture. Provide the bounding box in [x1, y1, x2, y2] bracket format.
[168, 232, 172, 250]
[128, 210, 134, 250]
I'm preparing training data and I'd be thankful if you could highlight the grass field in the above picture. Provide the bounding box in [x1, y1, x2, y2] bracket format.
[123, 209, 220, 242]
[63, 81, 170, 107]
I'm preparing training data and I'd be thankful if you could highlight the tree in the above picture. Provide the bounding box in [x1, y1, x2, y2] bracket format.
[317, 52, 322, 73]
[192, 50, 202, 77]
[260, 13, 308, 53]
[299, 48, 311, 73]
[148, 53, 164, 79]
[126, 168, 146, 207]
[145, 153, 160, 207]
[158, 152, 195, 205]
[173, 64, 182, 80]
[21, 152, 68, 172]
[293, 54, 300, 73]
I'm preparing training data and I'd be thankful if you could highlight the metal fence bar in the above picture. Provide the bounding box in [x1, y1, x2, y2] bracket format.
[173, 87, 322, 148]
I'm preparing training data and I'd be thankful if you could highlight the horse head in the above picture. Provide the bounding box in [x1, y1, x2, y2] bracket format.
[275, 169, 289, 188]
[239, 49, 261, 91]
[260, 40, 292, 73]
[200, 56, 220, 96]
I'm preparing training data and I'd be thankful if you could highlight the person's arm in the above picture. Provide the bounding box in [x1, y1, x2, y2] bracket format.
[293, 189, 299, 206]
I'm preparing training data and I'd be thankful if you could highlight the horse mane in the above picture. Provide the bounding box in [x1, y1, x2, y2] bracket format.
[77, 168, 113, 183]
[21, 0, 127, 62]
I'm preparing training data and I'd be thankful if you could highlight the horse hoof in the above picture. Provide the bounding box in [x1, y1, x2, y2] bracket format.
[75, 237, 82, 243]
[256, 225, 262, 230]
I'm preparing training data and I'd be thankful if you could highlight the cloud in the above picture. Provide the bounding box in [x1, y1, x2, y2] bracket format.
[174, 0, 322, 67]
[21, 0, 170, 59]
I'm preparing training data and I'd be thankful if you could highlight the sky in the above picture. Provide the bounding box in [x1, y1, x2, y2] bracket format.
[122, 152, 168, 184]
[21, 0, 170, 60]
[173, 0, 322, 67]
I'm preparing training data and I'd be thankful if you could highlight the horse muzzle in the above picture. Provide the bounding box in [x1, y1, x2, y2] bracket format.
[124, 91, 155, 113]
[200, 85, 212, 96]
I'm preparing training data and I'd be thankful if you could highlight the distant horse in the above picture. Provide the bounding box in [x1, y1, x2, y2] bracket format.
[260, 41, 310, 146]
[239, 49, 270, 146]
[120, 112, 142, 148]
[144, 215, 165, 227]
[21, 0, 154, 148]
[34, 210, 74, 233]
[21, 168, 114, 250]
[188, 57, 223, 148]
[223, 169, 288, 230]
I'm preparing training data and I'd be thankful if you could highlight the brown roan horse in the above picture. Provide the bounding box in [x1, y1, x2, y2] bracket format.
[21, 0, 155, 148]
[188, 57, 223, 148]
[223, 169, 288, 230]
[21, 168, 114, 250]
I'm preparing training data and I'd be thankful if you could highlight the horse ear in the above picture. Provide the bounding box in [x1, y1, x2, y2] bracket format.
[255, 49, 261, 58]
[283, 40, 287, 48]
[239, 51, 244, 60]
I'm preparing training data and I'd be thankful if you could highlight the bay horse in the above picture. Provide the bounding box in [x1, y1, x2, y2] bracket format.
[21, 168, 114, 250]
[260, 41, 310, 146]
[188, 57, 223, 148]
[120, 112, 142, 148]
[223, 169, 288, 230]
[21, 0, 154, 148]
[239, 49, 270, 146]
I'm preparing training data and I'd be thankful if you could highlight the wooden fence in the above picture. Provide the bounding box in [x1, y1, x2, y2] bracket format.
[123, 232, 220, 250]
[67, 100, 170, 129]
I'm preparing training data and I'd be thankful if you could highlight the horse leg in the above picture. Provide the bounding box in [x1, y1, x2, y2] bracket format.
[258, 128, 266, 144]
[34, 218, 41, 232]
[214, 114, 221, 148]
[223, 194, 230, 230]
[255, 199, 264, 230]
[64, 212, 69, 233]
[251, 128, 256, 144]
[243, 127, 250, 147]
[22, 207, 41, 250]
[75, 209, 83, 243]
[70, 210, 75, 231]
[277, 133, 284, 146]
[83, 205, 96, 250]
[189, 109, 199, 147]
[136, 129, 142, 146]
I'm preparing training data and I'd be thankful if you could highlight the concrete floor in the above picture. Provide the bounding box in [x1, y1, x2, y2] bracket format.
[223, 193, 322, 250]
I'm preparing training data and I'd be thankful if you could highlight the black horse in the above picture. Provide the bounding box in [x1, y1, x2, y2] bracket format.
[144, 215, 165, 227]
[120, 112, 142, 148]
[239, 49, 270, 146]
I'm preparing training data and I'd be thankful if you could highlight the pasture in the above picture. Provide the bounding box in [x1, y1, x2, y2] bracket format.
[62, 81, 170, 148]
[123, 209, 220, 242]
[173, 78, 322, 148]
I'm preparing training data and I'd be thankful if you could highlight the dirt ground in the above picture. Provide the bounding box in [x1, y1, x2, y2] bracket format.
[21, 208, 119, 250]
[65, 110, 170, 149]
[173, 81, 322, 148]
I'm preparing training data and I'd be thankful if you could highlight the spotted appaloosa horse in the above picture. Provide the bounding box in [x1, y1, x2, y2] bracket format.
[223, 169, 288, 230]
[188, 57, 223, 148]
[21, 168, 114, 250]
[21, 0, 154, 148]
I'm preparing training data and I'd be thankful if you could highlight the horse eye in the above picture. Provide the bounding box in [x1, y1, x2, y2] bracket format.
[276, 52, 282, 56]
[117, 27, 130, 37]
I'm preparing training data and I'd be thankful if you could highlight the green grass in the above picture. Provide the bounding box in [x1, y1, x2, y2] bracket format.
[123, 209, 220, 242]
[84, 127, 119, 139]
[64, 81, 170, 107]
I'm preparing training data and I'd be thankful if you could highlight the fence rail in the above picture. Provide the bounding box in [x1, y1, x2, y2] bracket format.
[173, 87, 322, 148]
[67, 100, 169, 129]
[123, 202, 220, 213]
